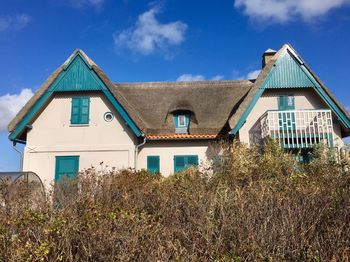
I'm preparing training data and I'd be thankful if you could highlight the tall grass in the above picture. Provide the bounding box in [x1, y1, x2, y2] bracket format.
[1, 141, 349, 261]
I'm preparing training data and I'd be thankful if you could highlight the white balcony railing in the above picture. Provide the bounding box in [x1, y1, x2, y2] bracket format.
[260, 109, 334, 148]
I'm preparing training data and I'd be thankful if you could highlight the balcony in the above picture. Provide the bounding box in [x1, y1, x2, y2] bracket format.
[259, 109, 334, 148]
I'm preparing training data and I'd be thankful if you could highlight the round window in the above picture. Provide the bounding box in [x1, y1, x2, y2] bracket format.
[104, 112, 114, 122]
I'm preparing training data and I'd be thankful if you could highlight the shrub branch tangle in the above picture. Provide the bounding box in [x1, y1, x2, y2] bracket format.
[1, 141, 350, 261]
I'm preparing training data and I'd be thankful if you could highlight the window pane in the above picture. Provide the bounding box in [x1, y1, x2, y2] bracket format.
[82, 98, 89, 106]
[288, 96, 294, 106]
[187, 156, 198, 166]
[71, 115, 79, 124]
[80, 115, 89, 124]
[81, 107, 89, 115]
[178, 115, 186, 126]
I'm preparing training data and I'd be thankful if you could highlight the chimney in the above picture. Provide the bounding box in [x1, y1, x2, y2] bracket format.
[262, 48, 277, 68]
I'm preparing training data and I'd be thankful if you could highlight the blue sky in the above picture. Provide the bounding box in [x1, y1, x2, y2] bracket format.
[0, 0, 350, 171]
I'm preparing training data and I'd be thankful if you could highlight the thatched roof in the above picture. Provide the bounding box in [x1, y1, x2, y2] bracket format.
[8, 44, 350, 141]
[113, 80, 253, 136]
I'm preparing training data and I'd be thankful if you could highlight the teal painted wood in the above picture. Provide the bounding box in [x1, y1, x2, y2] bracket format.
[299, 65, 350, 129]
[231, 87, 265, 135]
[174, 155, 198, 173]
[231, 49, 350, 136]
[52, 55, 103, 92]
[9, 51, 142, 141]
[173, 114, 179, 128]
[9, 90, 54, 141]
[102, 89, 142, 137]
[278, 95, 295, 110]
[147, 156, 160, 174]
[70, 96, 90, 124]
[264, 53, 316, 88]
[173, 114, 190, 128]
[55, 156, 79, 182]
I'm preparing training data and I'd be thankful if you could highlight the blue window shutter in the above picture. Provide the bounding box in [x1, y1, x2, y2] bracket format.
[173, 114, 179, 128]
[70, 96, 90, 124]
[187, 155, 198, 166]
[174, 156, 185, 173]
[80, 97, 90, 124]
[147, 156, 160, 174]
[71, 97, 80, 124]
[55, 156, 79, 182]
[174, 155, 198, 173]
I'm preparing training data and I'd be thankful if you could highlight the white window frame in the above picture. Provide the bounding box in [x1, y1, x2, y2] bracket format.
[178, 115, 187, 127]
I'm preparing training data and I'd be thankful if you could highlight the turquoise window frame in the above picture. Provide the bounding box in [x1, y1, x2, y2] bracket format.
[55, 156, 80, 182]
[174, 155, 199, 173]
[173, 114, 190, 128]
[71, 96, 90, 125]
[147, 156, 160, 174]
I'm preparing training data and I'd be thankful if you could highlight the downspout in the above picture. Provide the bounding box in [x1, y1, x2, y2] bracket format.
[12, 141, 23, 171]
[134, 136, 147, 171]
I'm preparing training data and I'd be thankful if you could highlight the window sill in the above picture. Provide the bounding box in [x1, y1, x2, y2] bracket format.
[70, 124, 90, 127]
[175, 127, 189, 134]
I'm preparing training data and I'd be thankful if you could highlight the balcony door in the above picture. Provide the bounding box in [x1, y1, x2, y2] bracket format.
[278, 95, 295, 110]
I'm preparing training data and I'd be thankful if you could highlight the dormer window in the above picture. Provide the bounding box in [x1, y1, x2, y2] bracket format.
[174, 113, 190, 134]
[178, 115, 187, 127]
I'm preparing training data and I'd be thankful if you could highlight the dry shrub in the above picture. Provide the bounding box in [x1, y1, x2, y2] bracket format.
[0, 141, 350, 261]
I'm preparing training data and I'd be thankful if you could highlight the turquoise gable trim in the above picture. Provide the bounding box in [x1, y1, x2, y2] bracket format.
[102, 89, 142, 137]
[9, 51, 142, 141]
[264, 52, 316, 88]
[231, 88, 264, 135]
[50, 54, 104, 92]
[231, 49, 350, 135]
[9, 90, 54, 141]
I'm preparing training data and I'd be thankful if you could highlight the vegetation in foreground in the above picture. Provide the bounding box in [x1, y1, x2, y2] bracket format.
[0, 141, 350, 261]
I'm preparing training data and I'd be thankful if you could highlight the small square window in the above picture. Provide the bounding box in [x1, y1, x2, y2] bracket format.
[178, 115, 186, 127]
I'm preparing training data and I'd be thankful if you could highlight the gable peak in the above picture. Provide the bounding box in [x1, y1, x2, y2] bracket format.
[62, 49, 97, 70]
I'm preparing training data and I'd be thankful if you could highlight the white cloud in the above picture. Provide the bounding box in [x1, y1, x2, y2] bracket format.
[0, 14, 31, 32]
[177, 74, 205, 82]
[344, 137, 350, 145]
[234, 0, 350, 23]
[0, 89, 34, 132]
[246, 69, 261, 79]
[68, 0, 104, 9]
[211, 75, 225, 81]
[114, 6, 188, 56]
[176, 74, 225, 82]
[232, 69, 261, 80]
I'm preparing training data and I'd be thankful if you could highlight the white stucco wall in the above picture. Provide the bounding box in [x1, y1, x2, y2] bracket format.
[239, 88, 344, 148]
[137, 140, 211, 175]
[23, 92, 137, 187]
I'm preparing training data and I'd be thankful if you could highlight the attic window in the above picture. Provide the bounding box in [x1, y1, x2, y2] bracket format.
[178, 115, 186, 127]
[174, 114, 190, 134]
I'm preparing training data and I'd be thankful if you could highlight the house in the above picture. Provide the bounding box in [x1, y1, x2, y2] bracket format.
[8, 44, 350, 188]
